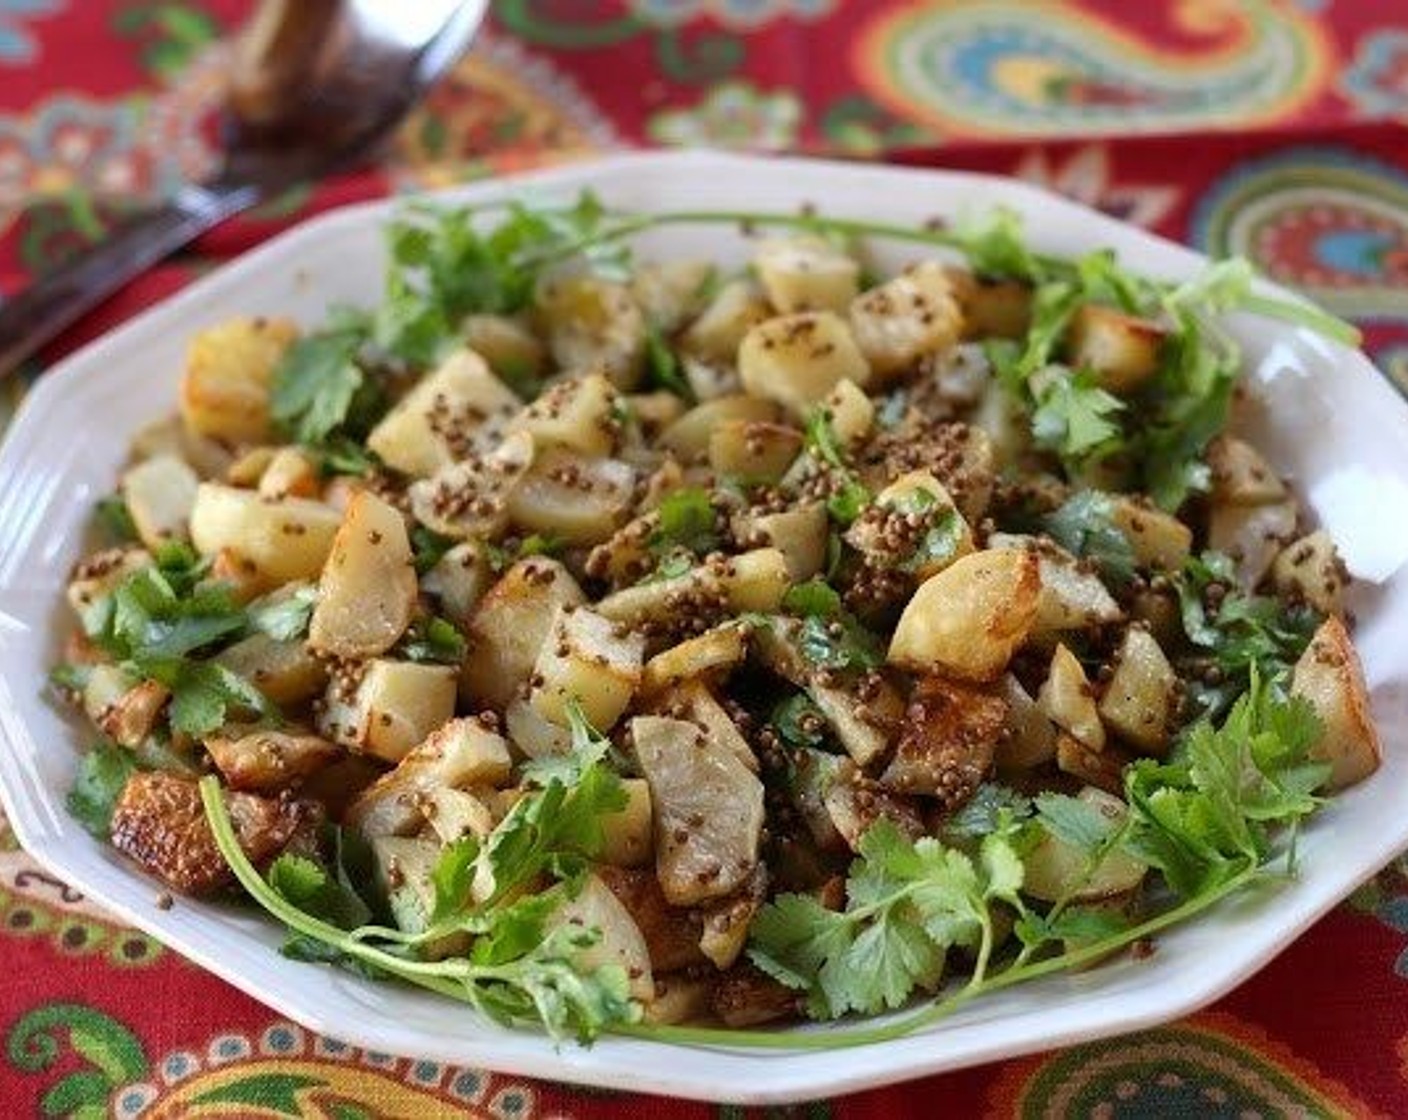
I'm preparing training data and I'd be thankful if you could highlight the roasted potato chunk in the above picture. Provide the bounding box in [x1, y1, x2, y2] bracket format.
[1271, 530, 1348, 616]
[530, 605, 644, 730]
[1023, 787, 1148, 902]
[308, 490, 416, 659]
[179, 317, 298, 445]
[319, 659, 458, 764]
[879, 675, 1005, 806]
[848, 261, 962, 379]
[189, 484, 342, 587]
[204, 726, 341, 792]
[1038, 643, 1106, 751]
[537, 275, 646, 388]
[506, 448, 636, 545]
[408, 430, 535, 541]
[1098, 627, 1177, 754]
[121, 454, 199, 549]
[1291, 615, 1381, 790]
[1066, 304, 1165, 394]
[738, 311, 871, 416]
[754, 235, 860, 314]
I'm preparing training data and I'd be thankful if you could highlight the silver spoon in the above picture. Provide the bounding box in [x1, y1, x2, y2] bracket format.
[0, 0, 487, 380]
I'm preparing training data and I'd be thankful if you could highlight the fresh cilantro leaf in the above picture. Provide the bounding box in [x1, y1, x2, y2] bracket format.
[1030, 366, 1125, 460]
[827, 478, 872, 526]
[520, 699, 617, 788]
[803, 408, 849, 472]
[66, 742, 140, 838]
[94, 495, 138, 543]
[1035, 792, 1123, 856]
[314, 436, 379, 478]
[951, 207, 1044, 282]
[267, 852, 372, 931]
[1044, 491, 1137, 585]
[939, 784, 1033, 847]
[644, 323, 693, 400]
[49, 662, 94, 694]
[92, 565, 245, 661]
[247, 585, 318, 642]
[271, 325, 370, 445]
[399, 616, 467, 665]
[771, 693, 829, 749]
[782, 578, 842, 618]
[640, 552, 694, 584]
[803, 409, 872, 526]
[430, 837, 481, 923]
[518, 534, 562, 559]
[142, 660, 279, 737]
[797, 613, 883, 673]
[651, 487, 719, 555]
[411, 525, 457, 576]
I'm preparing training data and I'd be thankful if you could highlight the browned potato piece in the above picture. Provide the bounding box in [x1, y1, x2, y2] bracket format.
[308, 490, 416, 659]
[121, 454, 199, 548]
[319, 659, 458, 763]
[820, 377, 875, 449]
[755, 236, 860, 314]
[179, 317, 298, 445]
[530, 605, 644, 730]
[537, 275, 646, 389]
[600, 779, 654, 868]
[708, 419, 803, 482]
[597, 866, 707, 971]
[1098, 627, 1177, 755]
[345, 718, 513, 838]
[1055, 733, 1125, 795]
[257, 447, 319, 500]
[645, 976, 713, 1026]
[632, 715, 764, 906]
[730, 503, 828, 583]
[698, 867, 766, 969]
[111, 771, 311, 895]
[67, 547, 151, 621]
[822, 759, 925, 851]
[419, 787, 496, 845]
[711, 964, 802, 1028]
[947, 268, 1033, 339]
[738, 311, 871, 416]
[888, 549, 1040, 681]
[680, 279, 771, 365]
[1066, 304, 1166, 394]
[214, 632, 327, 706]
[1208, 498, 1298, 591]
[848, 471, 974, 581]
[996, 673, 1057, 770]
[1108, 497, 1192, 571]
[880, 675, 1005, 806]
[641, 624, 749, 694]
[1291, 616, 1381, 790]
[647, 679, 757, 773]
[189, 484, 342, 587]
[1207, 435, 1286, 505]
[421, 542, 492, 628]
[88, 673, 169, 749]
[408, 430, 535, 541]
[1023, 787, 1147, 902]
[595, 548, 789, 628]
[848, 261, 962, 379]
[1038, 644, 1106, 751]
[1271, 530, 1348, 616]
[987, 534, 1121, 635]
[629, 259, 714, 333]
[659, 394, 783, 460]
[508, 371, 619, 457]
[506, 448, 636, 545]
[462, 558, 586, 711]
[461, 314, 545, 388]
[546, 874, 655, 1002]
[204, 726, 342, 792]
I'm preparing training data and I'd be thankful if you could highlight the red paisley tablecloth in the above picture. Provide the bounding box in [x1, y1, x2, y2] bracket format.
[3, 2, 1408, 1117]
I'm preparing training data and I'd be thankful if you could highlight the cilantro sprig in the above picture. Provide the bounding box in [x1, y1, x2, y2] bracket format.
[803, 409, 871, 525]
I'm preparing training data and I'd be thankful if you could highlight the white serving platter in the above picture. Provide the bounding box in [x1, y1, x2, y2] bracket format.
[0, 150, 1405, 1104]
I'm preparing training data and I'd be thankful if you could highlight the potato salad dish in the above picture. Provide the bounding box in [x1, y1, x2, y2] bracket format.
[51, 194, 1381, 1047]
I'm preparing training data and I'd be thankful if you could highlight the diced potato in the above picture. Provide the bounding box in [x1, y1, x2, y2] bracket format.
[508, 371, 619, 457]
[179, 317, 298, 444]
[214, 632, 327, 706]
[995, 673, 1057, 769]
[1098, 627, 1177, 754]
[462, 558, 586, 711]
[888, 548, 1040, 681]
[739, 311, 871, 416]
[624, 391, 687, 437]
[710, 964, 802, 1028]
[460, 314, 545, 389]
[408, 430, 535, 541]
[121, 454, 199, 548]
[257, 447, 319, 500]
[308, 490, 416, 659]
[1055, 733, 1125, 794]
[1023, 787, 1148, 902]
[346, 717, 513, 837]
[726, 547, 791, 611]
[600, 779, 653, 868]
[880, 674, 1005, 805]
[419, 786, 496, 845]
[537, 275, 646, 388]
[946, 268, 1033, 339]
[821, 758, 924, 851]
[680, 279, 771, 364]
[681, 354, 739, 401]
[708, 420, 803, 482]
[505, 448, 636, 545]
[632, 715, 764, 906]
[504, 696, 572, 759]
[204, 727, 341, 792]
[84, 667, 167, 748]
[1038, 644, 1106, 751]
[642, 624, 748, 694]
[597, 866, 707, 972]
[648, 679, 758, 773]
[809, 678, 899, 769]
[547, 874, 655, 1001]
[1208, 498, 1298, 591]
[730, 503, 827, 582]
[848, 261, 962, 378]
[189, 483, 342, 586]
[67, 548, 151, 621]
[208, 548, 266, 604]
[596, 549, 789, 628]
[1291, 616, 1381, 790]
[530, 606, 644, 730]
[970, 379, 1030, 469]
[659, 394, 783, 460]
[987, 534, 1121, 634]
[225, 445, 277, 487]
[319, 659, 458, 763]
[1108, 497, 1192, 571]
[644, 976, 712, 1026]
[754, 236, 860, 314]
[820, 378, 874, 448]
[1271, 530, 1347, 616]
[698, 868, 766, 969]
[630, 259, 714, 332]
[1207, 435, 1285, 505]
[421, 542, 492, 628]
[131, 415, 233, 480]
[1066, 304, 1166, 394]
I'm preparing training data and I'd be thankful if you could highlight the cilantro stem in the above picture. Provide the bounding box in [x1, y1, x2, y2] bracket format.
[1235, 293, 1361, 348]
[614, 863, 1260, 1051]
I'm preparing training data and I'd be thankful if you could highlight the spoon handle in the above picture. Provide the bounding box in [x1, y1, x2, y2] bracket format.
[0, 184, 256, 381]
